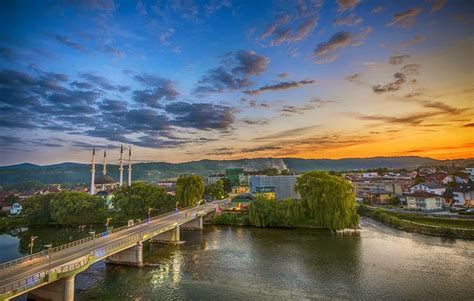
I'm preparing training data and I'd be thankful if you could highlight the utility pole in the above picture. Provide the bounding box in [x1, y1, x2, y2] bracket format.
[29, 236, 38, 255]
[44, 244, 52, 277]
[89, 231, 96, 255]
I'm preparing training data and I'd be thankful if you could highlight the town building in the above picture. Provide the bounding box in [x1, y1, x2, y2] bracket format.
[207, 173, 225, 185]
[418, 166, 436, 176]
[225, 168, 244, 187]
[404, 191, 443, 211]
[249, 175, 300, 200]
[349, 176, 412, 198]
[452, 183, 474, 207]
[409, 182, 445, 196]
[465, 166, 474, 182]
[366, 189, 393, 204]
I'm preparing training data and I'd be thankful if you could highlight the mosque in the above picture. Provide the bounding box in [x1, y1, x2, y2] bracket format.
[90, 145, 132, 196]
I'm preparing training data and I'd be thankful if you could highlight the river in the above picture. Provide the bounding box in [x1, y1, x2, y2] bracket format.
[1, 218, 473, 300]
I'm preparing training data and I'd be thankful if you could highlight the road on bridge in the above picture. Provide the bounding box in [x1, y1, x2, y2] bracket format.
[0, 202, 222, 295]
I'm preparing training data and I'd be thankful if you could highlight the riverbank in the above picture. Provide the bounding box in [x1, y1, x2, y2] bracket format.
[357, 205, 474, 239]
[210, 212, 359, 235]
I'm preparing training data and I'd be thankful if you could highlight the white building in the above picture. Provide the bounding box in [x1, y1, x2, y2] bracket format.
[405, 191, 443, 211]
[207, 174, 225, 185]
[452, 184, 474, 207]
[409, 182, 445, 196]
[249, 175, 300, 200]
[465, 167, 474, 182]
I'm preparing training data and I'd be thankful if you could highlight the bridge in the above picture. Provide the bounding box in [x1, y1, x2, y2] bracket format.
[0, 201, 225, 301]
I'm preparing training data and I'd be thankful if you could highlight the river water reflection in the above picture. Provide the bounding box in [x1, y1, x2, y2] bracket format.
[1, 218, 473, 300]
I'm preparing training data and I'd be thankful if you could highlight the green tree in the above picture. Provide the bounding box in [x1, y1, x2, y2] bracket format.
[248, 196, 305, 227]
[295, 171, 359, 230]
[23, 194, 55, 224]
[113, 182, 175, 218]
[175, 175, 205, 207]
[263, 167, 279, 176]
[222, 178, 232, 194]
[4, 194, 20, 205]
[280, 169, 291, 175]
[50, 191, 106, 224]
[205, 179, 225, 200]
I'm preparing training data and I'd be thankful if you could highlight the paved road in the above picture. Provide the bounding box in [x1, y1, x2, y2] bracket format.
[0, 202, 220, 295]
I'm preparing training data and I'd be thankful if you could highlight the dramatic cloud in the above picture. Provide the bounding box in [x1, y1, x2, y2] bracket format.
[241, 145, 282, 153]
[463, 123, 474, 128]
[259, 15, 291, 40]
[429, 0, 446, 13]
[277, 72, 288, 78]
[389, 55, 410, 65]
[333, 13, 363, 26]
[373, 72, 406, 93]
[279, 98, 333, 115]
[355, 111, 444, 125]
[0, 68, 233, 149]
[345, 73, 363, 84]
[54, 35, 85, 51]
[372, 64, 421, 93]
[314, 31, 353, 57]
[194, 50, 269, 94]
[244, 79, 315, 95]
[165, 102, 235, 130]
[336, 0, 360, 12]
[371, 6, 383, 13]
[313, 27, 371, 63]
[133, 74, 179, 107]
[388, 7, 423, 27]
[256, 125, 320, 140]
[402, 35, 427, 47]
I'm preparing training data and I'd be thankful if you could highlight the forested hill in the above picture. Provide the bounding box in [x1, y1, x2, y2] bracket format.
[0, 156, 472, 186]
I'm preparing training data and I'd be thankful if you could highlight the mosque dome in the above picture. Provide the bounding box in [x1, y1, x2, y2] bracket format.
[95, 174, 116, 185]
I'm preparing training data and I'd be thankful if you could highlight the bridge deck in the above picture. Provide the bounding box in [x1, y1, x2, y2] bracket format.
[0, 202, 222, 297]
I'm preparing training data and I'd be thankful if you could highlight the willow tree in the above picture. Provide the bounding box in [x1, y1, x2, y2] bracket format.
[295, 171, 359, 230]
[175, 175, 205, 207]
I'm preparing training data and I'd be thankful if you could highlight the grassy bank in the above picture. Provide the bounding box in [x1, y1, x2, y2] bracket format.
[358, 205, 474, 239]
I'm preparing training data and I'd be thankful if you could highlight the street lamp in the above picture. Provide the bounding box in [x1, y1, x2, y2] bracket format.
[29, 236, 38, 255]
[147, 208, 153, 223]
[44, 244, 52, 277]
[105, 218, 112, 233]
[89, 231, 96, 255]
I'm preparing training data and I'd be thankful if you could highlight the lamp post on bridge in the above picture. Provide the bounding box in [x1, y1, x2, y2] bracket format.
[29, 235, 38, 255]
[147, 208, 153, 223]
[44, 244, 52, 277]
[105, 218, 112, 233]
[89, 231, 96, 255]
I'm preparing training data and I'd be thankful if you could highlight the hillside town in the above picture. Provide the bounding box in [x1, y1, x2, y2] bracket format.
[2, 163, 473, 216]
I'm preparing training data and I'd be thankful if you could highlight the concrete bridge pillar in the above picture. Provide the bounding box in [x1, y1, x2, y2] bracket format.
[150, 226, 181, 243]
[181, 216, 203, 230]
[28, 275, 75, 301]
[106, 241, 144, 267]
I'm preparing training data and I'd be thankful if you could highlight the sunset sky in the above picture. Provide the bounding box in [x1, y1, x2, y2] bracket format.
[0, 0, 473, 165]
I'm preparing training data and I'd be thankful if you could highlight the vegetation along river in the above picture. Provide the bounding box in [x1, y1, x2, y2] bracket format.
[1, 218, 473, 300]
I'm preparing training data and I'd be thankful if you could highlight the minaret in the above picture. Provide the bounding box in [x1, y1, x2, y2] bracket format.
[128, 147, 132, 186]
[90, 147, 96, 195]
[103, 149, 107, 175]
[119, 145, 124, 187]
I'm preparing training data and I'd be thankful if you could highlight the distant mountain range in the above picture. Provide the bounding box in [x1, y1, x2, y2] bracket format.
[1, 156, 473, 186]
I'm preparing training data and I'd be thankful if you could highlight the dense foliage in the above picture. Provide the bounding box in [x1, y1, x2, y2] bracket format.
[248, 197, 305, 227]
[175, 175, 205, 207]
[24, 191, 106, 224]
[205, 179, 225, 200]
[295, 171, 359, 230]
[113, 182, 175, 218]
[4, 194, 20, 205]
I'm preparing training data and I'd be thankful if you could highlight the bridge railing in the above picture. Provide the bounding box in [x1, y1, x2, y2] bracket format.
[0, 202, 217, 271]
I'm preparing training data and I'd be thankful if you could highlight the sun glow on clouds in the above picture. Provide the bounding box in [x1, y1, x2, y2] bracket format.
[0, 0, 473, 165]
